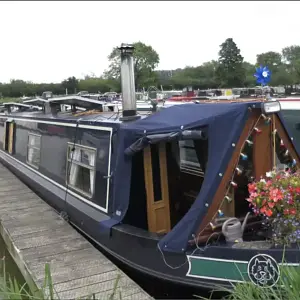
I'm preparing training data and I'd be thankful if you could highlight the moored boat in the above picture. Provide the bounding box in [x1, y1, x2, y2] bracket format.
[1, 44, 300, 291]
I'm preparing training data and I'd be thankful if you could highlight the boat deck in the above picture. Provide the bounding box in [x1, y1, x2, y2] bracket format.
[0, 163, 152, 299]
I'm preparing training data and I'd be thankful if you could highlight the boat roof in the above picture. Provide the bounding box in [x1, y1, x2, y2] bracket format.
[123, 101, 257, 135]
[3, 102, 33, 108]
[23, 97, 48, 106]
[1, 97, 298, 126]
[2, 102, 41, 110]
[48, 95, 106, 109]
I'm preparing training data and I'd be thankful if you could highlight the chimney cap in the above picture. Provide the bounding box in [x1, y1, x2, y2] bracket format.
[119, 43, 134, 54]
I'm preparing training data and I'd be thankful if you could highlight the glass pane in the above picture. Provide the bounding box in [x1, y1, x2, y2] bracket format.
[280, 110, 300, 152]
[68, 163, 94, 195]
[28, 134, 40, 148]
[179, 140, 201, 168]
[27, 147, 40, 166]
[68, 146, 95, 167]
[81, 148, 95, 167]
[151, 144, 162, 202]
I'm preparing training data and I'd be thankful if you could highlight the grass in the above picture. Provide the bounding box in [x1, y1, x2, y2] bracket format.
[0, 97, 19, 103]
[0, 261, 122, 300]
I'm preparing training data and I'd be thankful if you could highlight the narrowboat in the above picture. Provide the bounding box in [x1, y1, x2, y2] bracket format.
[1, 44, 300, 291]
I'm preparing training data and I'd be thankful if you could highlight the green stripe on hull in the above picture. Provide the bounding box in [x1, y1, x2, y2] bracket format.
[187, 257, 248, 282]
[186, 255, 300, 285]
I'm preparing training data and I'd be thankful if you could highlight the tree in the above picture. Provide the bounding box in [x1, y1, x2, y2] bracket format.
[103, 41, 160, 89]
[61, 76, 79, 94]
[243, 62, 256, 87]
[256, 51, 282, 68]
[282, 45, 300, 84]
[271, 64, 293, 86]
[216, 38, 246, 87]
[256, 51, 285, 86]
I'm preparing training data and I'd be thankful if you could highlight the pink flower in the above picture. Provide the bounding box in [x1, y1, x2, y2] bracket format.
[248, 183, 256, 193]
[269, 188, 283, 202]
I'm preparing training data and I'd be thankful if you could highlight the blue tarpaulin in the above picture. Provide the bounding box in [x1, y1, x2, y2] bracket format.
[101, 102, 261, 252]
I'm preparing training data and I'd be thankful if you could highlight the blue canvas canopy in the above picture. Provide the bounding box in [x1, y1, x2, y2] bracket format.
[101, 102, 262, 253]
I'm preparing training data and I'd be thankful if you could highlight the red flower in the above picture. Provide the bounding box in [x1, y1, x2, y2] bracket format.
[260, 206, 273, 217]
[290, 208, 297, 215]
[268, 201, 275, 208]
[248, 183, 256, 193]
[269, 188, 283, 202]
[266, 180, 272, 187]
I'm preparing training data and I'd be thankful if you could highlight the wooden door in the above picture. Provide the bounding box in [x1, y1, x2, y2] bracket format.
[143, 143, 171, 234]
[3, 121, 15, 153]
[8, 122, 15, 154]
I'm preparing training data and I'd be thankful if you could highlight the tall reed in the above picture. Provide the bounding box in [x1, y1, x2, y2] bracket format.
[0, 261, 122, 300]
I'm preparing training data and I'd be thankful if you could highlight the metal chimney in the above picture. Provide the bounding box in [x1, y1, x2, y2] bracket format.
[119, 43, 140, 121]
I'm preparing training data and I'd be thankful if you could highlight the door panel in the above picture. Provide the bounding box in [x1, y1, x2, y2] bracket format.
[3, 120, 15, 154]
[8, 122, 15, 154]
[144, 143, 171, 234]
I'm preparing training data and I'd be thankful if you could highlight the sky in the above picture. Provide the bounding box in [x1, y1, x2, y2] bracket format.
[0, 1, 299, 83]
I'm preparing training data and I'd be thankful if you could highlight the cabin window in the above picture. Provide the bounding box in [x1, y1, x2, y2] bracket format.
[279, 110, 300, 154]
[167, 137, 208, 228]
[273, 130, 296, 171]
[27, 133, 41, 168]
[66, 143, 96, 197]
[179, 140, 206, 176]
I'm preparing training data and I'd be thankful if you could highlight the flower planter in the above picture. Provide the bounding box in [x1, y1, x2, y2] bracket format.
[247, 169, 300, 247]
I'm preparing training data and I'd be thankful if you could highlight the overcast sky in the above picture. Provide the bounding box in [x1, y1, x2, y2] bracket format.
[0, 1, 299, 83]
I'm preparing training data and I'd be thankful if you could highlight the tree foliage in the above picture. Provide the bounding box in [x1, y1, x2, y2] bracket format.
[216, 38, 246, 87]
[61, 77, 79, 94]
[282, 45, 300, 84]
[103, 41, 159, 89]
[2, 38, 300, 99]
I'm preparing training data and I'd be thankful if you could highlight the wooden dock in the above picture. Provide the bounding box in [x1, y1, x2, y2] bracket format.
[0, 163, 152, 299]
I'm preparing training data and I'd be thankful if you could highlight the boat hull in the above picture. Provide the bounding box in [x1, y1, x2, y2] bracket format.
[2, 149, 300, 292]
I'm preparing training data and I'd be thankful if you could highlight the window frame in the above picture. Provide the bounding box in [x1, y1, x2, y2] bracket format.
[26, 133, 42, 169]
[65, 142, 97, 199]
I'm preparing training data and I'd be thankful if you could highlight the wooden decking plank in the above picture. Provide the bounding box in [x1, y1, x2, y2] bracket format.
[0, 162, 152, 299]
[13, 228, 81, 250]
[53, 269, 120, 293]
[0, 189, 34, 197]
[1, 203, 49, 215]
[3, 214, 62, 229]
[57, 275, 134, 299]
[21, 238, 91, 260]
[35, 263, 116, 287]
[27, 247, 104, 266]
[1, 209, 59, 223]
[0, 184, 31, 193]
[0, 192, 38, 202]
[0, 197, 41, 208]
[28, 253, 111, 275]
[6, 219, 66, 237]
[123, 292, 153, 300]
[32, 258, 115, 281]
